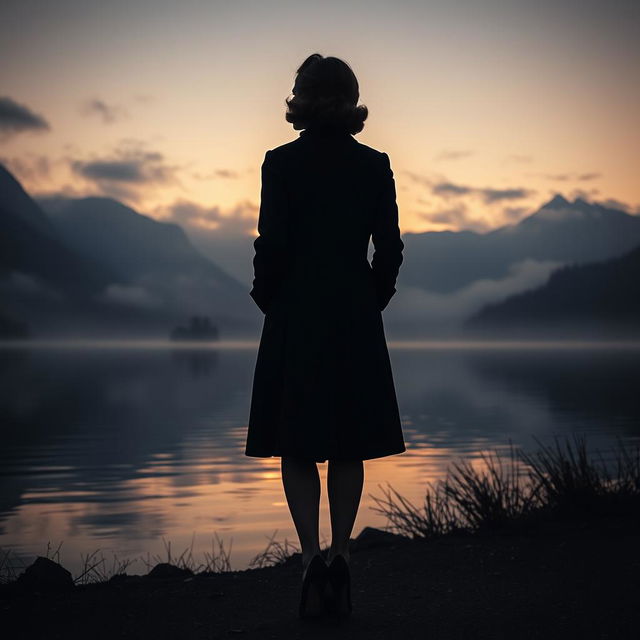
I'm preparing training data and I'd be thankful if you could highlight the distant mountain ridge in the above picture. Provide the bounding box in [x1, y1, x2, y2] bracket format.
[0, 165, 117, 297]
[464, 243, 640, 338]
[3, 157, 640, 339]
[0, 163, 258, 338]
[37, 195, 246, 288]
[399, 194, 640, 294]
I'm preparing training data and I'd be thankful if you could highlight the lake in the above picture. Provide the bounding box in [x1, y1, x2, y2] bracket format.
[1, 339, 639, 576]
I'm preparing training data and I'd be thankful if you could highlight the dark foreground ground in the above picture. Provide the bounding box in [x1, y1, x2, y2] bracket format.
[1, 515, 639, 640]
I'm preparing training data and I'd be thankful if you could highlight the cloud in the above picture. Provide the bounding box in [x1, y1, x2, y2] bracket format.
[157, 198, 257, 234]
[95, 271, 241, 316]
[75, 159, 148, 182]
[406, 171, 536, 231]
[215, 169, 240, 179]
[418, 203, 492, 233]
[577, 172, 601, 181]
[191, 168, 241, 180]
[421, 176, 534, 204]
[0, 97, 50, 140]
[97, 283, 164, 309]
[80, 98, 128, 124]
[421, 205, 469, 225]
[32, 183, 100, 200]
[432, 181, 473, 197]
[533, 171, 601, 182]
[434, 150, 474, 161]
[480, 187, 531, 204]
[593, 197, 634, 213]
[69, 140, 181, 202]
[567, 187, 600, 201]
[390, 258, 563, 327]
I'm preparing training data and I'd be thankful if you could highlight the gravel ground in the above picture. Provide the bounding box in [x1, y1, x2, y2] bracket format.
[2, 515, 639, 640]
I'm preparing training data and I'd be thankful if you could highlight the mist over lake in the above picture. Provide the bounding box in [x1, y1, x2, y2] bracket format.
[1, 340, 638, 575]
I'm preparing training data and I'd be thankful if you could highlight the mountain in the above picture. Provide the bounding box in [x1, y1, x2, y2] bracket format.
[464, 244, 640, 338]
[36, 196, 258, 337]
[0, 164, 122, 338]
[0, 164, 117, 297]
[399, 194, 640, 294]
[38, 196, 247, 287]
[6, 155, 639, 341]
[0, 163, 258, 338]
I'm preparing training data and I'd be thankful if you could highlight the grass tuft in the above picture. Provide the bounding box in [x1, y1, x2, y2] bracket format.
[370, 435, 640, 540]
[369, 481, 462, 540]
[75, 549, 136, 585]
[248, 530, 301, 569]
[0, 547, 29, 585]
[443, 445, 541, 531]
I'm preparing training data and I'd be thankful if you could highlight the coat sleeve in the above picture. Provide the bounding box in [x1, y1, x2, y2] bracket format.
[249, 150, 290, 314]
[371, 152, 404, 311]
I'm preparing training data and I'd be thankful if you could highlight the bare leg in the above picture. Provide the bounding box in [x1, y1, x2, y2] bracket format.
[281, 456, 322, 572]
[327, 459, 364, 564]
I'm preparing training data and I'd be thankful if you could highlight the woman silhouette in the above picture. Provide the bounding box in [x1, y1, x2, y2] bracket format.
[245, 53, 406, 618]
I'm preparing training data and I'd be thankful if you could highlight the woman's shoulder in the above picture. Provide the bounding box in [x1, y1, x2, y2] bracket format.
[352, 139, 388, 160]
[268, 136, 388, 163]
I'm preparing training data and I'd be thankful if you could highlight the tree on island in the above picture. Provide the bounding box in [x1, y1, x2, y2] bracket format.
[170, 315, 219, 341]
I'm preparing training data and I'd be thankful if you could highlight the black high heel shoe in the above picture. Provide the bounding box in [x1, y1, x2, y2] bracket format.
[299, 554, 329, 619]
[326, 554, 352, 617]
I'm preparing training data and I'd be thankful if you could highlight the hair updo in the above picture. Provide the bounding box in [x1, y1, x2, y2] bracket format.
[285, 54, 369, 135]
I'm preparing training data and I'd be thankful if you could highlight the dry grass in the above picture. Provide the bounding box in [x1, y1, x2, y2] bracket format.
[247, 530, 301, 569]
[442, 445, 541, 530]
[75, 549, 137, 585]
[1, 532, 234, 586]
[367, 481, 462, 540]
[0, 547, 28, 585]
[138, 532, 233, 576]
[370, 436, 640, 540]
[247, 529, 331, 569]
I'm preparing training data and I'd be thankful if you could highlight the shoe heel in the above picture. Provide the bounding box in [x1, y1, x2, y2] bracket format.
[327, 555, 352, 617]
[299, 555, 328, 619]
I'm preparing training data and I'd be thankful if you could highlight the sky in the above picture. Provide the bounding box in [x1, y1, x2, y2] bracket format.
[1, 0, 639, 241]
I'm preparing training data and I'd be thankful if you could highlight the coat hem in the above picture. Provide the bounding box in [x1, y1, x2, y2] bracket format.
[244, 444, 407, 463]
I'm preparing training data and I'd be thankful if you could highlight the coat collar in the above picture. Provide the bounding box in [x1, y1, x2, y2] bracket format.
[299, 126, 354, 140]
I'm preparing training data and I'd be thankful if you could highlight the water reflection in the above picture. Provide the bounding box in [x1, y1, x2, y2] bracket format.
[0, 341, 639, 574]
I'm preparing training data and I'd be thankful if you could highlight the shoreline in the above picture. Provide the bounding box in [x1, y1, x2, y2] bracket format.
[2, 515, 639, 639]
[2, 337, 640, 350]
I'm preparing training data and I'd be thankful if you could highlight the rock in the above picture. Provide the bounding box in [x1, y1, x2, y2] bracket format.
[351, 526, 411, 551]
[146, 563, 194, 580]
[15, 556, 74, 592]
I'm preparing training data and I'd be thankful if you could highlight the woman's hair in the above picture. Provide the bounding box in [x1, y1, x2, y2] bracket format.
[285, 54, 369, 135]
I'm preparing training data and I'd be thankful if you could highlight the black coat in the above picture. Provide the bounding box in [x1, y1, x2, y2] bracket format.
[245, 125, 406, 462]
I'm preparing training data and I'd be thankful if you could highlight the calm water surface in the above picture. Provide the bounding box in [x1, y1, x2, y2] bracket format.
[1, 340, 639, 575]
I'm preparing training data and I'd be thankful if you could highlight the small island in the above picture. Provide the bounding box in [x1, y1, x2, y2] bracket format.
[169, 315, 219, 342]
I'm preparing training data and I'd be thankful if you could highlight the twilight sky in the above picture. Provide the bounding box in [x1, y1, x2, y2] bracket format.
[1, 0, 639, 240]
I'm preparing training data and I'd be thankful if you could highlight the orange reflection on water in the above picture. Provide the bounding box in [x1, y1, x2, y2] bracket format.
[2, 440, 465, 576]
